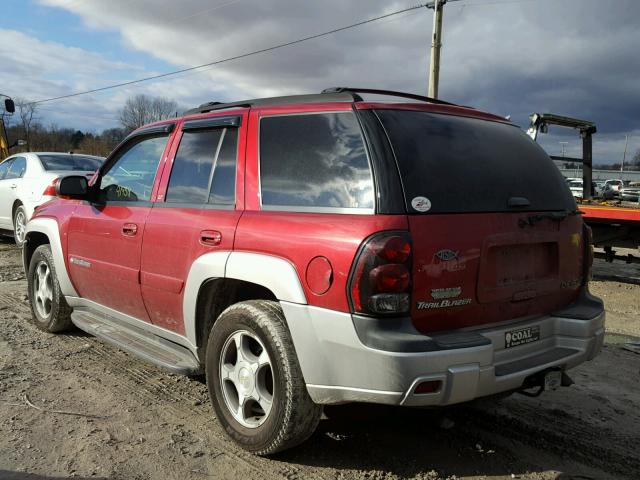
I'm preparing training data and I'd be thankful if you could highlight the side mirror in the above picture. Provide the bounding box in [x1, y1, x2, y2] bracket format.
[56, 175, 88, 199]
[4, 98, 15, 114]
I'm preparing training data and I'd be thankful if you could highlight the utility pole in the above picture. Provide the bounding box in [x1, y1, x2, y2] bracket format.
[559, 141, 568, 158]
[621, 134, 628, 172]
[427, 0, 446, 99]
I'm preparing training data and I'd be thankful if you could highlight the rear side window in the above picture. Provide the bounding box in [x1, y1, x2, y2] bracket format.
[260, 112, 374, 211]
[6, 157, 26, 179]
[376, 110, 575, 213]
[166, 127, 237, 205]
[39, 154, 102, 171]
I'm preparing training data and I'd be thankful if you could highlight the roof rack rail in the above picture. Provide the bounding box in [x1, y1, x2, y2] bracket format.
[185, 91, 359, 115]
[321, 87, 456, 106]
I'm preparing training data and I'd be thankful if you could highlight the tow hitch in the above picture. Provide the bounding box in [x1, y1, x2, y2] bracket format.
[518, 369, 574, 397]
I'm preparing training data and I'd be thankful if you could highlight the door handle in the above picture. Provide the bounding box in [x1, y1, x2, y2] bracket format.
[10, 184, 17, 189]
[122, 223, 138, 236]
[200, 230, 222, 246]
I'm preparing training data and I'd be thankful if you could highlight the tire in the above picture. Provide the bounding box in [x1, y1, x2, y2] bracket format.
[13, 205, 27, 248]
[206, 300, 321, 455]
[27, 244, 73, 333]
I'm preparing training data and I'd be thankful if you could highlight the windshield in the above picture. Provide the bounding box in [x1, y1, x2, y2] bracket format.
[38, 154, 103, 172]
[569, 181, 582, 188]
[376, 110, 575, 213]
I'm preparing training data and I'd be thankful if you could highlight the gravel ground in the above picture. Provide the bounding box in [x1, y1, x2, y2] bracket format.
[1, 238, 639, 480]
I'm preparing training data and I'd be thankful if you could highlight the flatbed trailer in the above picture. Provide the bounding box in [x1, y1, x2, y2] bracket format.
[579, 203, 640, 263]
[527, 113, 640, 263]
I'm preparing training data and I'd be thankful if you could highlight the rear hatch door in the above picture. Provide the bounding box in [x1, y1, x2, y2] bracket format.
[375, 109, 584, 333]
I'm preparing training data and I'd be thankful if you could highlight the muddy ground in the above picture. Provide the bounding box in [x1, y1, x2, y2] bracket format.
[0, 238, 639, 480]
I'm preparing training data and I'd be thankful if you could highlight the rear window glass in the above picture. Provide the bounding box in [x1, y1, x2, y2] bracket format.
[260, 112, 374, 210]
[376, 110, 575, 213]
[39, 154, 102, 171]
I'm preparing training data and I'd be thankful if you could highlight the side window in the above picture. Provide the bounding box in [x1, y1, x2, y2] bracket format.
[0, 159, 13, 180]
[259, 112, 374, 210]
[100, 135, 168, 202]
[166, 127, 237, 205]
[6, 157, 26, 179]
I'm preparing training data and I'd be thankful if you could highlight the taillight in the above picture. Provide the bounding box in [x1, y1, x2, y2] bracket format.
[583, 223, 594, 283]
[43, 178, 59, 197]
[349, 232, 412, 316]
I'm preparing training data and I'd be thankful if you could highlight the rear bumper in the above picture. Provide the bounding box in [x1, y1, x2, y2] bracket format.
[281, 292, 605, 406]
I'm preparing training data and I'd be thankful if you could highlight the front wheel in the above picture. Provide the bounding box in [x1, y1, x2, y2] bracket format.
[206, 300, 321, 455]
[28, 244, 73, 333]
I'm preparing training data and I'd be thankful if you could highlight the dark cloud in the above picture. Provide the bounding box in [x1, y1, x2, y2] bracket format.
[13, 0, 640, 162]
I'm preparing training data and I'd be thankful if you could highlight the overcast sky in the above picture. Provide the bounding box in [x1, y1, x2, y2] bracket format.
[2, 0, 638, 164]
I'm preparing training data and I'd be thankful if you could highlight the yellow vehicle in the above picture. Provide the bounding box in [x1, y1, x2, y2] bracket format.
[1, 97, 16, 161]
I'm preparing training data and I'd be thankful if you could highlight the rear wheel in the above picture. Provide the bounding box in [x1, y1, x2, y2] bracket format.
[206, 300, 321, 455]
[28, 244, 73, 333]
[13, 205, 27, 247]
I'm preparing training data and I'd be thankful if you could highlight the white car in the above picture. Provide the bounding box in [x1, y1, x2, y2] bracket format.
[567, 179, 584, 199]
[0, 152, 103, 246]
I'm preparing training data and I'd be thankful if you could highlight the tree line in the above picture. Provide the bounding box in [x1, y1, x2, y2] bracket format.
[4, 94, 179, 157]
[4, 94, 640, 169]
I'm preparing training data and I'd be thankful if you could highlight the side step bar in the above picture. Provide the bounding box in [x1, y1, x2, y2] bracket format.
[71, 309, 202, 375]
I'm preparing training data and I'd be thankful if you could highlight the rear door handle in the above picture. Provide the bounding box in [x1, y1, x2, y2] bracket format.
[10, 184, 17, 189]
[200, 230, 222, 246]
[122, 223, 138, 236]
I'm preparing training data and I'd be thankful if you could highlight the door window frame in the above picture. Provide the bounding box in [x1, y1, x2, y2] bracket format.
[155, 110, 248, 211]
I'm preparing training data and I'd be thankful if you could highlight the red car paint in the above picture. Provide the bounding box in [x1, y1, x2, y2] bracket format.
[30, 98, 586, 337]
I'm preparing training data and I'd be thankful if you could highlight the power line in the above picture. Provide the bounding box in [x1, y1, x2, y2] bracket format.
[33, 3, 433, 105]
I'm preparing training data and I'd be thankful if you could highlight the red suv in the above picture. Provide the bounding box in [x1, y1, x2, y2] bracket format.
[23, 88, 605, 455]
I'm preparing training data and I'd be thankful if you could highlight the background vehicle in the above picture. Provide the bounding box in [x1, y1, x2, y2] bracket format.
[621, 182, 640, 202]
[568, 179, 583, 198]
[604, 179, 624, 197]
[593, 180, 605, 197]
[23, 88, 603, 455]
[0, 152, 104, 246]
[528, 113, 640, 263]
[1, 96, 15, 161]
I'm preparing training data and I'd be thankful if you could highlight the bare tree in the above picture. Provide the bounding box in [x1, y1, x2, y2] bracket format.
[15, 98, 38, 151]
[119, 94, 178, 132]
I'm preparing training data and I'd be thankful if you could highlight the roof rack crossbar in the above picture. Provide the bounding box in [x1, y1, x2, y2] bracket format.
[321, 87, 456, 106]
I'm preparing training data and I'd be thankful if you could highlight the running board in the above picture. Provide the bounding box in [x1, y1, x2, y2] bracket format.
[71, 309, 202, 375]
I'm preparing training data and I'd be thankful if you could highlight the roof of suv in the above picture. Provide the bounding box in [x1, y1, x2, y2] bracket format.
[179, 87, 510, 125]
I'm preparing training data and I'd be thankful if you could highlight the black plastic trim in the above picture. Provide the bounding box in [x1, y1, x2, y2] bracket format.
[551, 287, 605, 320]
[125, 122, 175, 141]
[323, 87, 456, 106]
[185, 92, 358, 115]
[355, 109, 406, 214]
[352, 315, 491, 353]
[183, 116, 241, 131]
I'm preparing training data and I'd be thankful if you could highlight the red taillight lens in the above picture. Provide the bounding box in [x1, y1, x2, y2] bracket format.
[376, 236, 411, 263]
[349, 232, 412, 316]
[370, 264, 410, 292]
[43, 178, 59, 197]
[414, 380, 442, 394]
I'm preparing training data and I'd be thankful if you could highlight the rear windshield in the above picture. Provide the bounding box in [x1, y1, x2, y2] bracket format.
[376, 110, 575, 213]
[39, 154, 103, 172]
